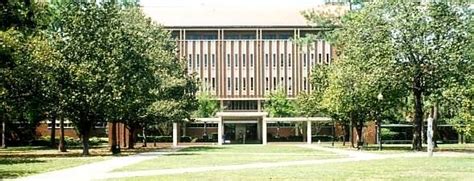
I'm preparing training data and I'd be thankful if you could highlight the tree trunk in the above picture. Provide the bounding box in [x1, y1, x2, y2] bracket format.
[331, 121, 335, 146]
[82, 130, 90, 156]
[122, 124, 127, 148]
[128, 126, 135, 149]
[110, 122, 120, 154]
[1, 119, 6, 148]
[142, 126, 147, 147]
[377, 119, 382, 151]
[58, 117, 66, 152]
[412, 78, 423, 151]
[50, 113, 57, 148]
[432, 104, 439, 148]
[356, 120, 363, 149]
[349, 120, 354, 148]
[342, 123, 346, 146]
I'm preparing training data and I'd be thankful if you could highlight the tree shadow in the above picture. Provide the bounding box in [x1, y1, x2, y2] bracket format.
[0, 170, 38, 179]
[0, 157, 45, 164]
[178, 146, 226, 152]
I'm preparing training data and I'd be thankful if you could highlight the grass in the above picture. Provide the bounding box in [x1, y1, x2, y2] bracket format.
[114, 145, 341, 172]
[0, 156, 108, 179]
[113, 156, 474, 181]
[317, 142, 474, 154]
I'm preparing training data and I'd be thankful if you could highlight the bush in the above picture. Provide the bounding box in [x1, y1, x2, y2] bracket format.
[30, 136, 106, 147]
[312, 135, 333, 142]
[381, 128, 398, 140]
[136, 136, 194, 143]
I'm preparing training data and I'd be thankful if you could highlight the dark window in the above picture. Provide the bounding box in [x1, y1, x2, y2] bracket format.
[227, 77, 231, 91]
[303, 77, 307, 90]
[303, 54, 307, 67]
[235, 54, 239, 67]
[211, 54, 215, 67]
[250, 54, 254, 67]
[188, 54, 192, 68]
[250, 77, 254, 91]
[281, 53, 284, 67]
[242, 54, 246, 67]
[212, 78, 216, 90]
[196, 54, 200, 68]
[273, 77, 277, 90]
[326, 54, 329, 63]
[227, 54, 231, 67]
[272, 54, 276, 67]
[265, 77, 269, 90]
[288, 54, 292, 67]
[265, 54, 269, 67]
[243, 78, 246, 91]
[288, 77, 292, 91]
[319, 53, 322, 64]
[204, 54, 208, 67]
[235, 77, 239, 91]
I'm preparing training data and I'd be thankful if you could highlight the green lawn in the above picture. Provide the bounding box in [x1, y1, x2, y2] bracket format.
[0, 156, 108, 179]
[114, 145, 341, 172]
[114, 156, 474, 181]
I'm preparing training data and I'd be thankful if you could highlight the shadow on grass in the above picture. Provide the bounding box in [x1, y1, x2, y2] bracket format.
[163, 153, 199, 156]
[0, 158, 45, 165]
[0, 170, 38, 179]
[178, 146, 226, 152]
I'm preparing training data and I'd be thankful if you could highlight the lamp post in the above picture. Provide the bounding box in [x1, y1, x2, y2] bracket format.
[377, 93, 383, 151]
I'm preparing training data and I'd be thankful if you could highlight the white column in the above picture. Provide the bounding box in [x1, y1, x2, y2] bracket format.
[307, 120, 312, 144]
[173, 122, 178, 147]
[218, 116, 223, 145]
[262, 118, 267, 145]
[257, 119, 262, 140]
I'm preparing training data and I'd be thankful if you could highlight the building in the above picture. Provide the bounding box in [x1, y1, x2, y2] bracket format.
[141, 0, 354, 145]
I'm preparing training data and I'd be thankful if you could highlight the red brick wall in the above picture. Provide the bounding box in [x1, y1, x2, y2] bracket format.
[35, 123, 106, 139]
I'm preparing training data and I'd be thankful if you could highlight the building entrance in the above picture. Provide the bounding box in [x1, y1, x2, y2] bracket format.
[224, 123, 259, 144]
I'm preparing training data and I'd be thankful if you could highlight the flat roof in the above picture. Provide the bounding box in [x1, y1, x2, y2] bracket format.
[140, 0, 348, 27]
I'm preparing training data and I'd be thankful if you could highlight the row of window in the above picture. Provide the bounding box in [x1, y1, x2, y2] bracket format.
[187, 53, 331, 69]
[182, 33, 293, 40]
[222, 76, 312, 92]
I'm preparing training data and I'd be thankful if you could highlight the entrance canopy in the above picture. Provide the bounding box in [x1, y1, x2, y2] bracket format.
[173, 112, 333, 146]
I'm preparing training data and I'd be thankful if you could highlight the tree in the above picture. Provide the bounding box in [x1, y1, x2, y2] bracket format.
[303, 2, 472, 150]
[194, 92, 220, 118]
[48, 1, 124, 155]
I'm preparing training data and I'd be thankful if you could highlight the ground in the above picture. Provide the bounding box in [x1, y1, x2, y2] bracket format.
[1, 143, 473, 180]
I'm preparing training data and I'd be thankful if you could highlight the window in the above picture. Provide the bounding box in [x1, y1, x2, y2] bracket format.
[288, 54, 292, 67]
[273, 77, 277, 90]
[280, 53, 284, 67]
[204, 77, 208, 89]
[227, 77, 231, 91]
[311, 53, 315, 66]
[303, 54, 307, 67]
[326, 54, 329, 64]
[196, 54, 200, 68]
[272, 54, 276, 67]
[280, 77, 284, 86]
[235, 77, 239, 91]
[265, 54, 269, 67]
[212, 77, 216, 90]
[242, 54, 246, 67]
[243, 78, 246, 91]
[250, 77, 254, 91]
[250, 54, 254, 67]
[204, 54, 208, 68]
[235, 54, 239, 67]
[227, 54, 231, 67]
[288, 77, 292, 91]
[319, 53, 322, 64]
[303, 77, 307, 90]
[265, 77, 269, 90]
[211, 54, 215, 67]
[188, 54, 192, 67]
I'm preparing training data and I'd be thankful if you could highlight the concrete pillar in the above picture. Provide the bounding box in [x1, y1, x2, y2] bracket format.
[182, 123, 186, 136]
[172, 122, 178, 147]
[262, 118, 267, 145]
[307, 120, 312, 144]
[218, 116, 223, 145]
[257, 100, 261, 112]
[257, 118, 262, 140]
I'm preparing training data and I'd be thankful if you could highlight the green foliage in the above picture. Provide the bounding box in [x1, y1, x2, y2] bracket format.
[265, 89, 296, 117]
[194, 92, 220, 118]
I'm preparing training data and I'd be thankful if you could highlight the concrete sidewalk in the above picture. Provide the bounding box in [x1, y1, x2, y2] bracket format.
[15, 151, 168, 181]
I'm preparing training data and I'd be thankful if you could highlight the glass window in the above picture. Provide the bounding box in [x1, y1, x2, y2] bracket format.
[242, 54, 246, 67]
[188, 54, 192, 68]
[235, 77, 239, 91]
[196, 54, 200, 68]
[235, 54, 239, 67]
[250, 77, 254, 91]
[227, 77, 231, 91]
[280, 53, 284, 67]
[288, 77, 292, 91]
[272, 54, 276, 67]
[273, 77, 277, 90]
[326, 54, 329, 63]
[227, 54, 231, 67]
[265, 54, 269, 67]
[265, 77, 269, 90]
[211, 54, 215, 67]
[212, 77, 216, 90]
[250, 54, 254, 67]
[204, 54, 208, 67]
[303, 54, 307, 67]
[243, 78, 246, 91]
[303, 77, 307, 90]
[319, 53, 322, 64]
